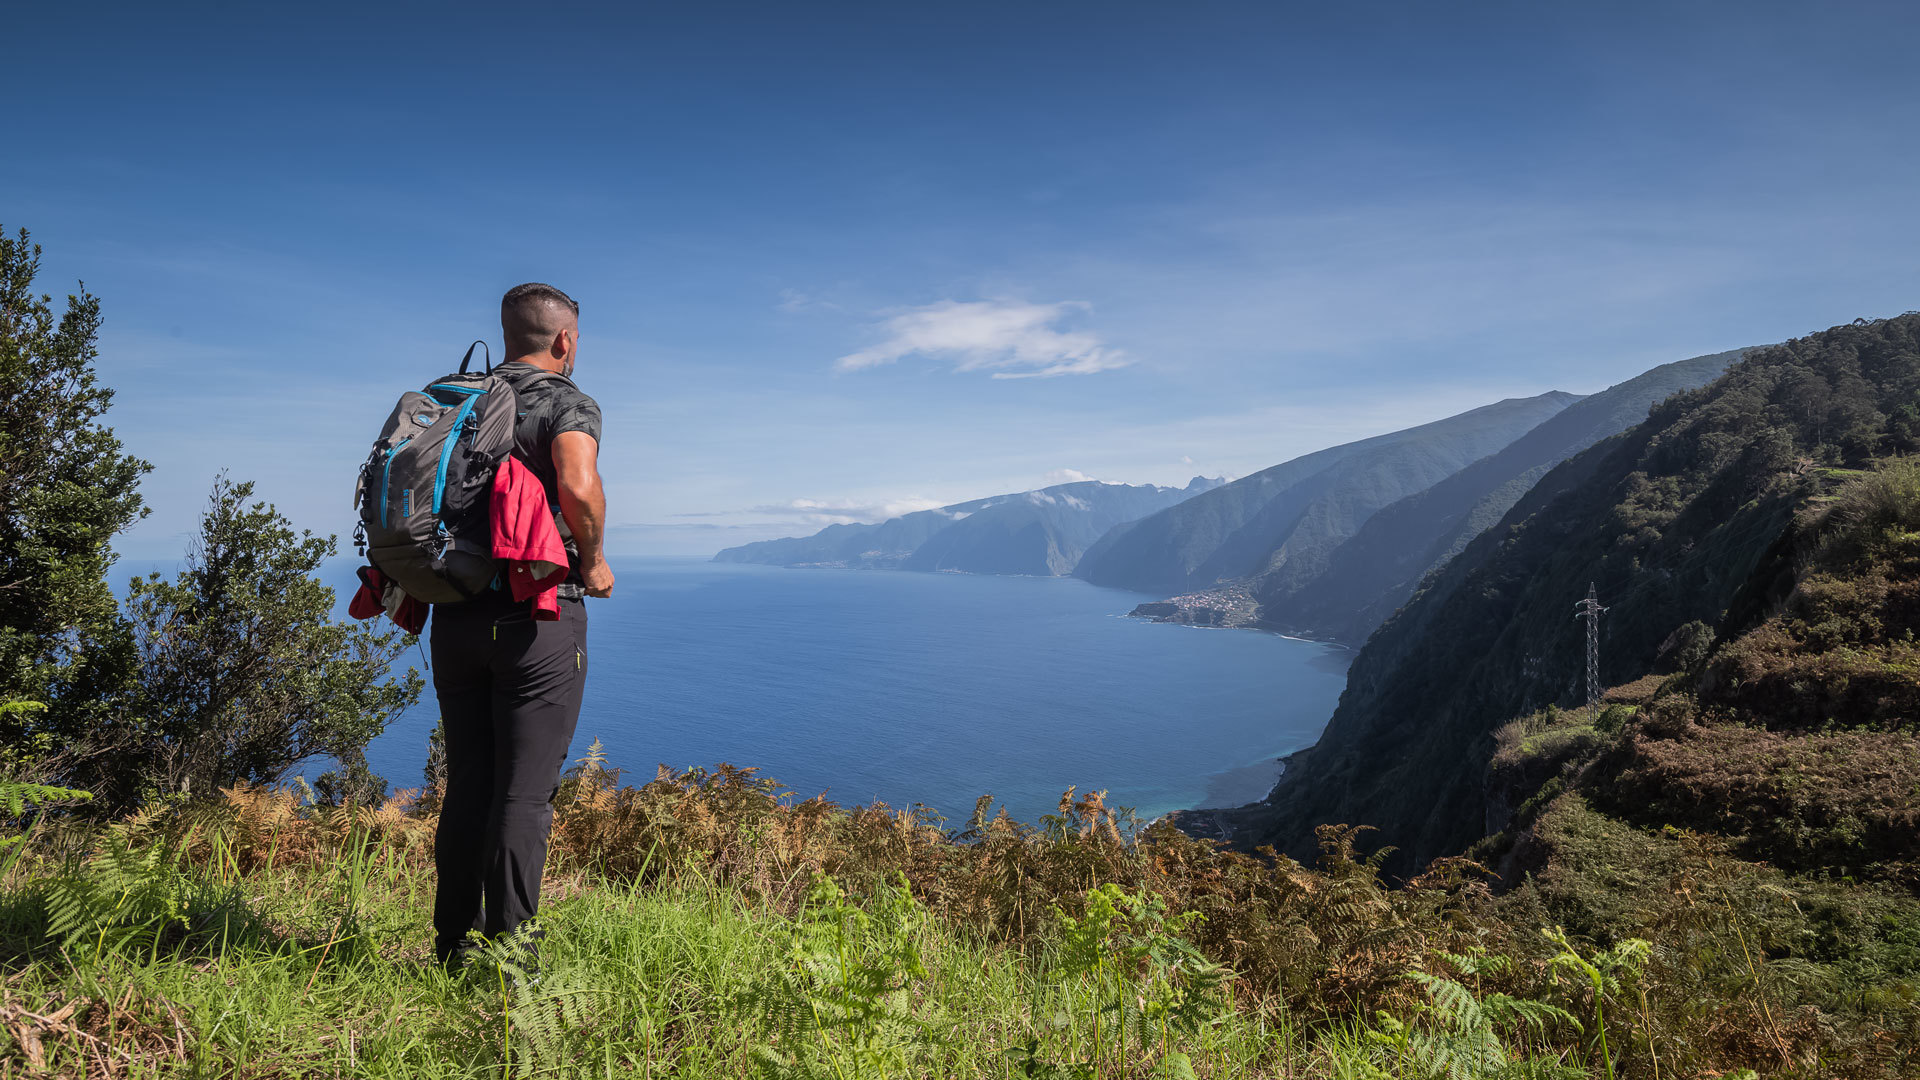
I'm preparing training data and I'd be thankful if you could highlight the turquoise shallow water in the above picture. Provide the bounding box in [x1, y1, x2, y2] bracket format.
[354, 558, 1349, 825]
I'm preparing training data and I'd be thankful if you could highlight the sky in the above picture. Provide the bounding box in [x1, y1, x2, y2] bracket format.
[8, 0, 1920, 558]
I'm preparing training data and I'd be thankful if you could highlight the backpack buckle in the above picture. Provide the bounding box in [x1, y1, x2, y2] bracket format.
[352, 521, 367, 557]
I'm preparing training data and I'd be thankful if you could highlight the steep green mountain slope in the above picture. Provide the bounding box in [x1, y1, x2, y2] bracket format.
[1074, 392, 1581, 595]
[1270, 348, 1746, 643]
[1241, 314, 1920, 875]
[712, 477, 1222, 575]
[1455, 460, 1920, 1069]
[1488, 462, 1920, 888]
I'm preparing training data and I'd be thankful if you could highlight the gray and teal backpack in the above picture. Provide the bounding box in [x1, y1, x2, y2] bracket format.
[353, 342, 558, 603]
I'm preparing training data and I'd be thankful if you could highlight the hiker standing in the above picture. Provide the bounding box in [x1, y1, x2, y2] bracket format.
[429, 283, 612, 968]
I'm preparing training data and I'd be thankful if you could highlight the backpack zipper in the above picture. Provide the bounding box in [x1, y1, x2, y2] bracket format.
[379, 437, 414, 528]
[429, 387, 487, 515]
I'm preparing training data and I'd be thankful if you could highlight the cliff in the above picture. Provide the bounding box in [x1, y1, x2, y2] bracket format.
[1229, 313, 1920, 876]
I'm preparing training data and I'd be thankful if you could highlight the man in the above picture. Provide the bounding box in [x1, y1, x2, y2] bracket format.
[430, 282, 614, 969]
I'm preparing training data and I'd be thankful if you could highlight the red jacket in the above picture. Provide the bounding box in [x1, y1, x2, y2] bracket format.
[350, 455, 570, 628]
[490, 454, 570, 620]
[350, 564, 429, 634]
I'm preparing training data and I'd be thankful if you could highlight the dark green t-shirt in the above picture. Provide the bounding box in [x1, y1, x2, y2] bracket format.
[495, 360, 602, 588]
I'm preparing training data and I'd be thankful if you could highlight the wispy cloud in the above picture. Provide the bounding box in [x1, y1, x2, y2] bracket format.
[776, 288, 849, 314]
[1042, 468, 1100, 485]
[746, 496, 947, 526]
[834, 299, 1131, 379]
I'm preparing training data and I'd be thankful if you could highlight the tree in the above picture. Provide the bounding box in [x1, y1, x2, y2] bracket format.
[120, 475, 422, 808]
[0, 227, 150, 780]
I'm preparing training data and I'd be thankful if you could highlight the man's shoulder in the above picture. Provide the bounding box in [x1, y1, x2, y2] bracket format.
[507, 369, 600, 442]
[500, 364, 594, 405]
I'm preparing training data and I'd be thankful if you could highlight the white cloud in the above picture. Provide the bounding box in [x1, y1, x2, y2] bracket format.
[1042, 468, 1100, 485]
[834, 299, 1131, 379]
[747, 496, 947, 526]
[776, 288, 845, 314]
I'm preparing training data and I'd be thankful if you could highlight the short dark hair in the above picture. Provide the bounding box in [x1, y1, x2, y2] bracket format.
[501, 282, 579, 358]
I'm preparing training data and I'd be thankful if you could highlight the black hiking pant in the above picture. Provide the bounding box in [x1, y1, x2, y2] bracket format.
[429, 596, 587, 964]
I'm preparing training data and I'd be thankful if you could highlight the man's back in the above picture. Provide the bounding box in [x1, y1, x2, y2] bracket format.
[494, 360, 602, 592]
[430, 282, 609, 970]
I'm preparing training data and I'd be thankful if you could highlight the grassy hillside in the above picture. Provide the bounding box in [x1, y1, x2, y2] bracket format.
[1241, 313, 1920, 877]
[1075, 393, 1580, 596]
[1533, 460, 1920, 886]
[1466, 459, 1920, 1076]
[5, 749, 1915, 1077]
[1271, 349, 1746, 644]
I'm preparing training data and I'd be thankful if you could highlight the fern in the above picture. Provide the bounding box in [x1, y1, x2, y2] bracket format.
[0, 779, 91, 819]
[0, 779, 91, 880]
[1040, 883, 1231, 1077]
[0, 701, 93, 871]
[44, 828, 190, 954]
[1543, 927, 1650, 1080]
[444, 928, 611, 1078]
[743, 872, 941, 1078]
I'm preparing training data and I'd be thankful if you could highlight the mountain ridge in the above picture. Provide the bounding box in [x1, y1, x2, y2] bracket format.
[1264, 347, 1749, 643]
[1074, 392, 1584, 596]
[712, 476, 1225, 576]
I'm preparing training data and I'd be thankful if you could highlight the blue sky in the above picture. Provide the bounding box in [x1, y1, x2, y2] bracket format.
[10, 1, 1919, 558]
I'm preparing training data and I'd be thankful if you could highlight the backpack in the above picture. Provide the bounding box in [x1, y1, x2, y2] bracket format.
[352, 342, 560, 603]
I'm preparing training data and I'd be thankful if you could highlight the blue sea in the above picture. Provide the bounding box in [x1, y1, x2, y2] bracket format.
[342, 559, 1350, 825]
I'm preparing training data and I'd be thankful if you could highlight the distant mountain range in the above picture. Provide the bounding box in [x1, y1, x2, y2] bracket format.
[1262, 348, 1746, 642]
[1073, 392, 1583, 597]
[717, 348, 1742, 643]
[1080, 350, 1740, 644]
[712, 477, 1226, 576]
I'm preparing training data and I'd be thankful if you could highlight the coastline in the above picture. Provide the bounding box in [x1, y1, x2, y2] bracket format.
[1127, 592, 1362, 652]
[1165, 744, 1315, 846]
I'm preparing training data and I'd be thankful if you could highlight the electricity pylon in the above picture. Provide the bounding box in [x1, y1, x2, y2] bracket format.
[1573, 582, 1608, 708]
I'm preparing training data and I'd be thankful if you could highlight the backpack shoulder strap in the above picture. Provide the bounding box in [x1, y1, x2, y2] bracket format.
[518, 369, 569, 390]
[500, 367, 574, 394]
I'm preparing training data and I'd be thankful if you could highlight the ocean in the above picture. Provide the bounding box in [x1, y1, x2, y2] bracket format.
[353, 558, 1349, 826]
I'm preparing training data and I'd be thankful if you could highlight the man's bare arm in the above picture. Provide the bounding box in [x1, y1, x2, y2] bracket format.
[552, 429, 613, 597]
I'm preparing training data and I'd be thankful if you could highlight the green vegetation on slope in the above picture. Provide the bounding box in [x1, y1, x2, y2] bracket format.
[5, 758, 1914, 1077]
[1247, 313, 1920, 876]
[1452, 460, 1920, 1078]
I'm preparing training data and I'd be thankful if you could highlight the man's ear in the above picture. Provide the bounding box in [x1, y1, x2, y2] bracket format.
[549, 329, 569, 360]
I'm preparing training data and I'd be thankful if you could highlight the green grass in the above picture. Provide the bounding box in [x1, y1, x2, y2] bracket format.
[0, 844, 1324, 1078]
[7, 737, 1912, 1078]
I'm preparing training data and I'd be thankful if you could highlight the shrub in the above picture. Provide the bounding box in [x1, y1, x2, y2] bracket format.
[117, 475, 421, 809]
[0, 227, 150, 786]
